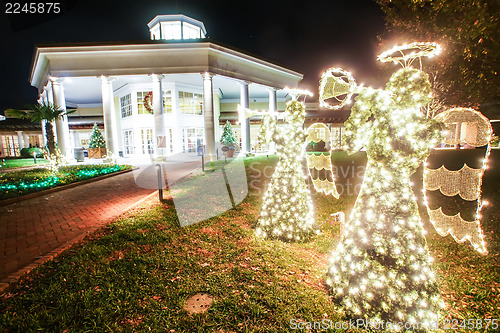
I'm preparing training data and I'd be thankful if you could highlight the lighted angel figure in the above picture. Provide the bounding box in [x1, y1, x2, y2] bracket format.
[242, 89, 317, 242]
[322, 43, 446, 324]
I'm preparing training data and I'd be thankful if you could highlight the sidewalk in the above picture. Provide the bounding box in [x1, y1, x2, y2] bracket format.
[0, 171, 156, 289]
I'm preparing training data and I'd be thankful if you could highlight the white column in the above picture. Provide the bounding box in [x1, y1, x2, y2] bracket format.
[100, 76, 119, 156]
[202, 72, 215, 159]
[113, 95, 123, 154]
[23, 133, 30, 148]
[240, 81, 250, 153]
[72, 130, 79, 148]
[151, 74, 165, 157]
[44, 84, 57, 141]
[16, 131, 24, 150]
[268, 87, 277, 154]
[213, 93, 221, 149]
[39, 93, 48, 146]
[171, 87, 182, 154]
[454, 122, 462, 149]
[50, 77, 71, 158]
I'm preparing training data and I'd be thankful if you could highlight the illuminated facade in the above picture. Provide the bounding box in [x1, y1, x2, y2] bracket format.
[30, 14, 303, 160]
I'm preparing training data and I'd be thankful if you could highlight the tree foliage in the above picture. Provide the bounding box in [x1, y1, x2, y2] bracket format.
[376, 0, 500, 112]
[5, 102, 75, 156]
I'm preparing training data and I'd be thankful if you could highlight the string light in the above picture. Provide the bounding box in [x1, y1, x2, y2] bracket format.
[255, 91, 318, 242]
[325, 43, 444, 324]
[434, 107, 492, 147]
[306, 123, 340, 198]
[423, 107, 493, 254]
[424, 164, 483, 200]
[378, 42, 441, 68]
[319, 68, 357, 110]
[0, 165, 124, 196]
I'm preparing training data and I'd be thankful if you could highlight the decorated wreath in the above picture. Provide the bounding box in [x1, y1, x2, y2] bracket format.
[143, 91, 153, 113]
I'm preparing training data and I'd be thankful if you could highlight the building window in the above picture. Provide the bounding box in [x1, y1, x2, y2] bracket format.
[137, 91, 153, 115]
[141, 128, 154, 154]
[28, 134, 42, 148]
[168, 128, 174, 153]
[123, 130, 134, 155]
[183, 22, 201, 39]
[1, 135, 19, 157]
[182, 128, 203, 153]
[163, 90, 173, 113]
[330, 127, 344, 150]
[179, 91, 203, 115]
[120, 94, 132, 118]
[161, 21, 182, 40]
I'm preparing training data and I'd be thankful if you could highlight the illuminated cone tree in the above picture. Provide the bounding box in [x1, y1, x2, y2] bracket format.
[256, 99, 317, 242]
[325, 44, 446, 325]
[89, 123, 106, 148]
[220, 120, 237, 148]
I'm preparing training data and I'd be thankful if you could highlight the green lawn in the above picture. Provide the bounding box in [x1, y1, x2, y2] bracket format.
[0, 158, 49, 169]
[0, 151, 498, 332]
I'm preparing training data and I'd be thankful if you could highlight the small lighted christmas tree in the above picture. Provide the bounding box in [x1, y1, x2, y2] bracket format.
[256, 91, 317, 242]
[220, 121, 237, 148]
[89, 123, 106, 148]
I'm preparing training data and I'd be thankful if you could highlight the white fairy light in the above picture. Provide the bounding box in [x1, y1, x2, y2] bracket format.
[256, 92, 317, 242]
[325, 42, 444, 324]
[319, 67, 357, 110]
[423, 107, 492, 254]
[378, 42, 441, 68]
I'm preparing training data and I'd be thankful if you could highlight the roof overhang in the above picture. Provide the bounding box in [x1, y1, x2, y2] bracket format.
[30, 40, 303, 94]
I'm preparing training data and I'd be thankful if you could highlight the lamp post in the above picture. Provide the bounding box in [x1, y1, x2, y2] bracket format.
[156, 164, 164, 202]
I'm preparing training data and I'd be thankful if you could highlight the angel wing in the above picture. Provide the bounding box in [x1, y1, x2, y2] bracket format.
[306, 123, 340, 199]
[423, 107, 492, 254]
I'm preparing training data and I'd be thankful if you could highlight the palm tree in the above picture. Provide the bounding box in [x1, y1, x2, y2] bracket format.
[5, 102, 76, 156]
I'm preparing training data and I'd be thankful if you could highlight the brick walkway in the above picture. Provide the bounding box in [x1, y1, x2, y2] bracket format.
[0, 171, 156, 288]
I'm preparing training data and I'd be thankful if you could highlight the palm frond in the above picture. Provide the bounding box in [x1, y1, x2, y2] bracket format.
[7, 102, 77, 123]
[5, 109, 30, 120]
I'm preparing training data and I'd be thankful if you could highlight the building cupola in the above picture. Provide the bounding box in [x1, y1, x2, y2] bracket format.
[147, 14, 207, 41]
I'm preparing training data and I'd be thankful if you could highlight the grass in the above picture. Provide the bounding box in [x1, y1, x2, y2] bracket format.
[0, 158, 49, 169]
[0, 151, 498, 332]
[0, 164, 132, 200]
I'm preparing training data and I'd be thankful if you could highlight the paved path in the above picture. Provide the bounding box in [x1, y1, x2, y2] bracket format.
[0, 157, 203, 290]
[0, 171, 156, 287]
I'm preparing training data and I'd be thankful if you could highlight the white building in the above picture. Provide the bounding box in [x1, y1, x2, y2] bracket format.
[29, 14, 303, 160]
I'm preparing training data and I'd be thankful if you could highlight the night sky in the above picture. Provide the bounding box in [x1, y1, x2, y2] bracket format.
[0, 0, 387, 114]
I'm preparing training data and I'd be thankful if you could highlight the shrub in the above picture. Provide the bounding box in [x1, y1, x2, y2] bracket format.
[20, 147, 44, 158]
[0, 164, 132, 200]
